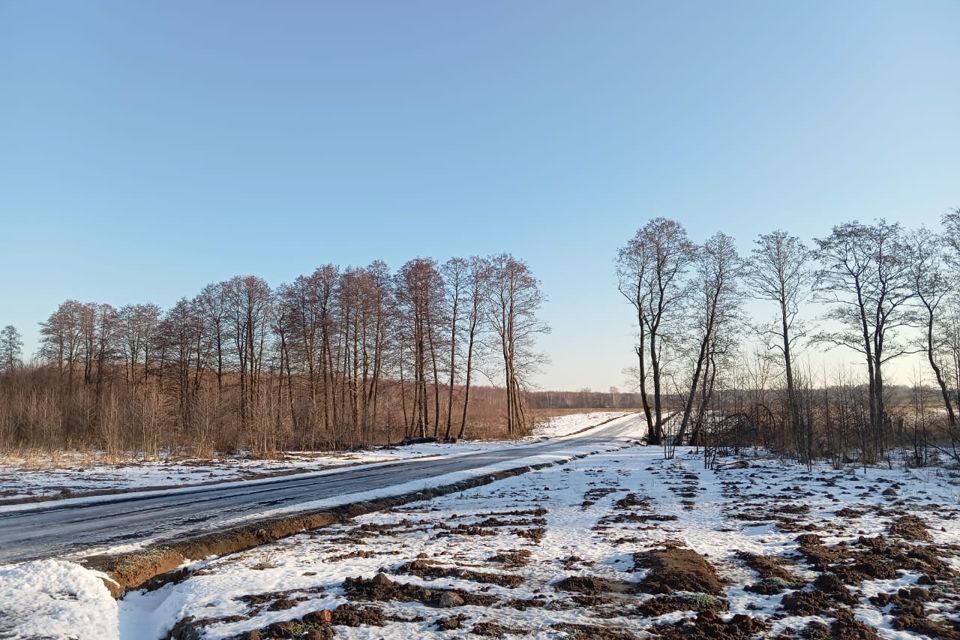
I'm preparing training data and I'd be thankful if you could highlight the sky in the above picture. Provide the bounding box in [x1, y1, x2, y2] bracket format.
[1, 1, 958, 391]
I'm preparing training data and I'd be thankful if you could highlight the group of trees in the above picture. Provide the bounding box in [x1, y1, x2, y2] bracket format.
[617, 212, 960, 465]
[0, 254, 548, 456]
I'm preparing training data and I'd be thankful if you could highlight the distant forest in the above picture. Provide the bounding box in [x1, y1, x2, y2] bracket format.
[2, 210, 960, 467]
[0, 255, 550, 456]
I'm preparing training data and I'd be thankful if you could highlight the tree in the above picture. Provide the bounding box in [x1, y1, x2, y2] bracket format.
[744, 230, 814, 459]
[395, 259, 444, 437]
[676, 232, 742, 446]
[815, 220, 915, 459]
[616, 218, 696, 444]
[442, 257, 468, 440]
[909, 227, 957, 426]
[118, 303, 161, 384]
[488, 254, 548, 436]
[224, 276, 274, 452]
[0, 326, 23, 371]
[458, 256, 491, 439]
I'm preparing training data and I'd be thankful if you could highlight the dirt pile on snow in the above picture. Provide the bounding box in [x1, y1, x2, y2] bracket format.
[633, 546, 724, 595]
[652, 611, 769, 640]
[343, 571, 498, 607]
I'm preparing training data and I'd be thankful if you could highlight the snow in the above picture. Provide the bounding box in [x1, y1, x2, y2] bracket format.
[116, 445, 960, 639]
[0, 411, 624, 504]
[6, 411, 960, 639]
[531, 411, 630, 438]
[0, 559, 118, 640]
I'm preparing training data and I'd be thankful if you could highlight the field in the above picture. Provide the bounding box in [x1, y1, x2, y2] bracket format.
[3, 416, 960, 639]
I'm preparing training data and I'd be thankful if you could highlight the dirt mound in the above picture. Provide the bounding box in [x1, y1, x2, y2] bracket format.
[582, 487, 619, 509]
[552, 622, 640, 639]
[555, 575, 637, 595]
[471, 621, 528, 636]
[889, 515, 931, 541]
[796, 534, 954, 585]
[324, 603, 385, 627]
[634, 547, 724, 595]
[634, 594, 727, 616]
[615, 493, 650, 510]
[737, 551, 804, 594]
[781, 588, 840, 615]
[487, 549, 532, 567]
[798, 609, 882, 640]
[515, 527, 546, 543]
[652, 611, 769, 640]
[436, 615, 465, 631]
[343, 572, 496, 607]
[871, 587, 960, 639]
[395, 559, 523, 587]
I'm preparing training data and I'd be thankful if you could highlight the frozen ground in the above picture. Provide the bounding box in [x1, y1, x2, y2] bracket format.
[0, 412, 627, 502]
[5, 426, 960, 638]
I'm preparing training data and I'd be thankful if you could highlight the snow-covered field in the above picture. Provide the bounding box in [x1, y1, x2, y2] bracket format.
[532, 411, 629, 438]
[7, 444, 960, 639]
[0, 412, 628, 503]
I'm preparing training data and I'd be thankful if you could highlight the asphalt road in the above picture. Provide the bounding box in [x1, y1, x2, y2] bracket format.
[0, 414, 641, 563]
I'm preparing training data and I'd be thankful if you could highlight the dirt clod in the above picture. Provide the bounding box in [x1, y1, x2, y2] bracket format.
[634, 546, 724, 595]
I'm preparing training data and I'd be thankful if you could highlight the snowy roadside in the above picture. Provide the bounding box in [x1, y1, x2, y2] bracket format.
[8, 441, 960, 639]
[0, 415, 643, 640]
[117, 448, 960, 640]
[0, 412, 629, 504]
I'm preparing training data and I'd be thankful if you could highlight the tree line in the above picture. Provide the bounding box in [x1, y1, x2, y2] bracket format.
[617, 211, 960, 465]
[0, 254, 547, 456]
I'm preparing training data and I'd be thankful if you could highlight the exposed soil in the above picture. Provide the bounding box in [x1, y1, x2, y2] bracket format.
[552, 622, 641, 639]
[487, 549, 532, 567]
[737, 551, 804, 594]
[633, 546, 724, 595]
[871, 586, 960, 639]
[470, 620, 530, 636]
[796, 533, 955, 585]
[342, 571, 498, 607]
[651, 611, 770, 640]
[633, 594, 728, 616]
[554, 575, 638, 596]
[889, 514, 932, 541]
[395, 558, 524, 587]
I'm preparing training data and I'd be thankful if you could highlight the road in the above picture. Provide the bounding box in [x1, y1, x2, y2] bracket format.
[0, 414, 641, 563]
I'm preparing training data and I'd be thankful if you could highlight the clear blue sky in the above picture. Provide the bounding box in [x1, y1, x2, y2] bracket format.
[1, 1, 958, 390]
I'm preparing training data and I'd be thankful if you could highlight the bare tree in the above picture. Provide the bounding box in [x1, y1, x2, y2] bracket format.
[442, 257, 468, 440]
[815, 220, 915, 459]
[488, 254, 548, 436]
[458, 256, 491, 439]
[118, 304, 161, 385]
[395, 259, 444, 437]
[676, 232, 742, 446]
[616, 218, 695, 444]
[224, 276, 274, 453]
[909, 227, 957, 426]
[744, 230, 814, 459]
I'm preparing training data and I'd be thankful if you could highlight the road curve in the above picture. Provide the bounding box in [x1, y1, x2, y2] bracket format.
[0, 414, 641, 564]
